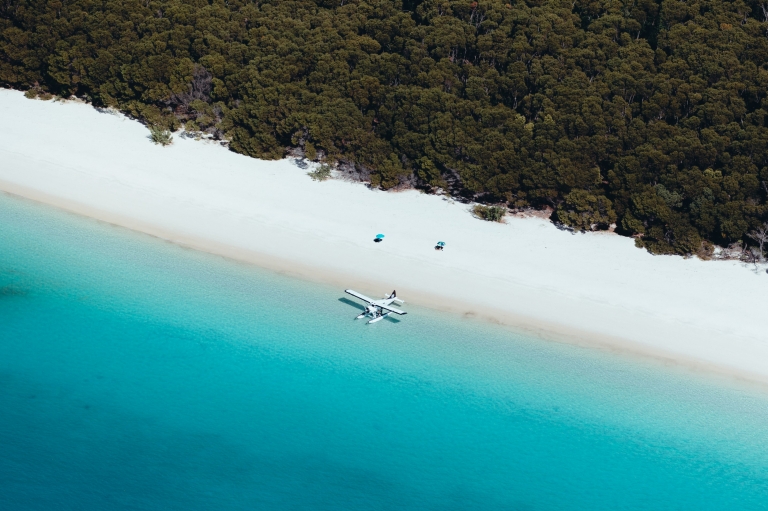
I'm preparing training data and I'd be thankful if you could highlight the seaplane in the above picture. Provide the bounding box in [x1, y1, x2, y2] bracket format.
[345, 289, 407, 324]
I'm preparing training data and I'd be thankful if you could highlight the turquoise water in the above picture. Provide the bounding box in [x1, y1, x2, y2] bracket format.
[1, 193, 768, 510]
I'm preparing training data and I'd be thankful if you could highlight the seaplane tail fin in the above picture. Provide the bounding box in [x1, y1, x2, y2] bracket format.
[389, 290, 396, 299]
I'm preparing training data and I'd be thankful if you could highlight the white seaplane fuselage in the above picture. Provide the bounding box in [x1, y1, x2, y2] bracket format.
[345, 289, 407, 324]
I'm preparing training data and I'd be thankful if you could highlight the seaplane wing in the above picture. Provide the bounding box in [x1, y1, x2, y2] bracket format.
[345, 289, 376, 304]
[379, 303, 407, 315]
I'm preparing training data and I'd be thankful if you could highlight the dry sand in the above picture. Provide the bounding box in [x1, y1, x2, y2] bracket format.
[2, 88, 767, 382]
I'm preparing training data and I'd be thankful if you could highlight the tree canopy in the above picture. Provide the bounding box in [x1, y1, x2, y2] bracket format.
[3, 0, 768, 254]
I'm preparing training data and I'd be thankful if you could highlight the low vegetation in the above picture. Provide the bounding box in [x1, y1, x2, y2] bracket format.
[3, 0, 768, 256]
[473, 205, 506, 223]
[23, 88, 52, 101]
[747, 222, 768, 262]
[149, 126, 173, 146]
[308, 163, 333, 182]
[554, 190, 617, 232]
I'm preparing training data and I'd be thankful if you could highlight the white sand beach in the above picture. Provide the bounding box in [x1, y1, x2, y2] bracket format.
[2, 88, 767, 382]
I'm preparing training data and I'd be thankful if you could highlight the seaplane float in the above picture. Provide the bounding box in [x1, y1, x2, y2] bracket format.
[345, 289, 407, 324]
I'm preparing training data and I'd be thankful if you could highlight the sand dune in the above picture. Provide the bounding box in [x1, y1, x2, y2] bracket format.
[2, 88, 767, 382]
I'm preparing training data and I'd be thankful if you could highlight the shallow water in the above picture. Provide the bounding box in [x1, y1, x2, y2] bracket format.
[1, 192, 767, 510]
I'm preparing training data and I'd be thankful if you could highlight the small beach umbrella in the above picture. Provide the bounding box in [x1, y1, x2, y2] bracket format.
[376, 234, 385, 239]
[437, 241, 445, 247]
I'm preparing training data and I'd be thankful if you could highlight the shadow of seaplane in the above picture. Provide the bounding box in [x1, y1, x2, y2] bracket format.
[344, 289, 407, 324]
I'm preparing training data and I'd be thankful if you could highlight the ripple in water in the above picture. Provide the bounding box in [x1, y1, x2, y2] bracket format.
[1, 193, 767, 511]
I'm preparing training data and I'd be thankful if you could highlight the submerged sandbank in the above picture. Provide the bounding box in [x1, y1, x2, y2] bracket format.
[2, 88, 767, 382]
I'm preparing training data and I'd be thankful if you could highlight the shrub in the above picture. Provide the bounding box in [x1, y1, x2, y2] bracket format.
[308, 163, 332, 181]
[696, 240, 715, 260]
[555, 190, 617, 231]
[473, 204, 506, 222]
[635, 217, 703, 256]
[24, 88, 52, 100]
[304, 142, 317, 161]
[149, 126, 173, 146]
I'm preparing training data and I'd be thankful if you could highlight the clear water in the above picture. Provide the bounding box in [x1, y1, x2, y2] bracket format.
[1, 192, 767, 510]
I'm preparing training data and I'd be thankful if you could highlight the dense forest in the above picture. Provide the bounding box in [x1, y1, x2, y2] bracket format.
[2, 0, 768, 255]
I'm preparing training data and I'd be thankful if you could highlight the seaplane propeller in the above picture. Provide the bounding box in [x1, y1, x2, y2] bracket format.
[345, 289, 407, 324]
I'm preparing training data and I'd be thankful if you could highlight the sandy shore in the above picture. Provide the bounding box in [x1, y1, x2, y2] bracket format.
[2, 88, 768, 382]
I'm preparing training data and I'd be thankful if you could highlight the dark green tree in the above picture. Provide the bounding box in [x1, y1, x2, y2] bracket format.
[2, 0, 768, 254]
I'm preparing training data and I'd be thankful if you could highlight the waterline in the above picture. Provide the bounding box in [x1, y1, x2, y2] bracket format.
[1, 193, 767, 510]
